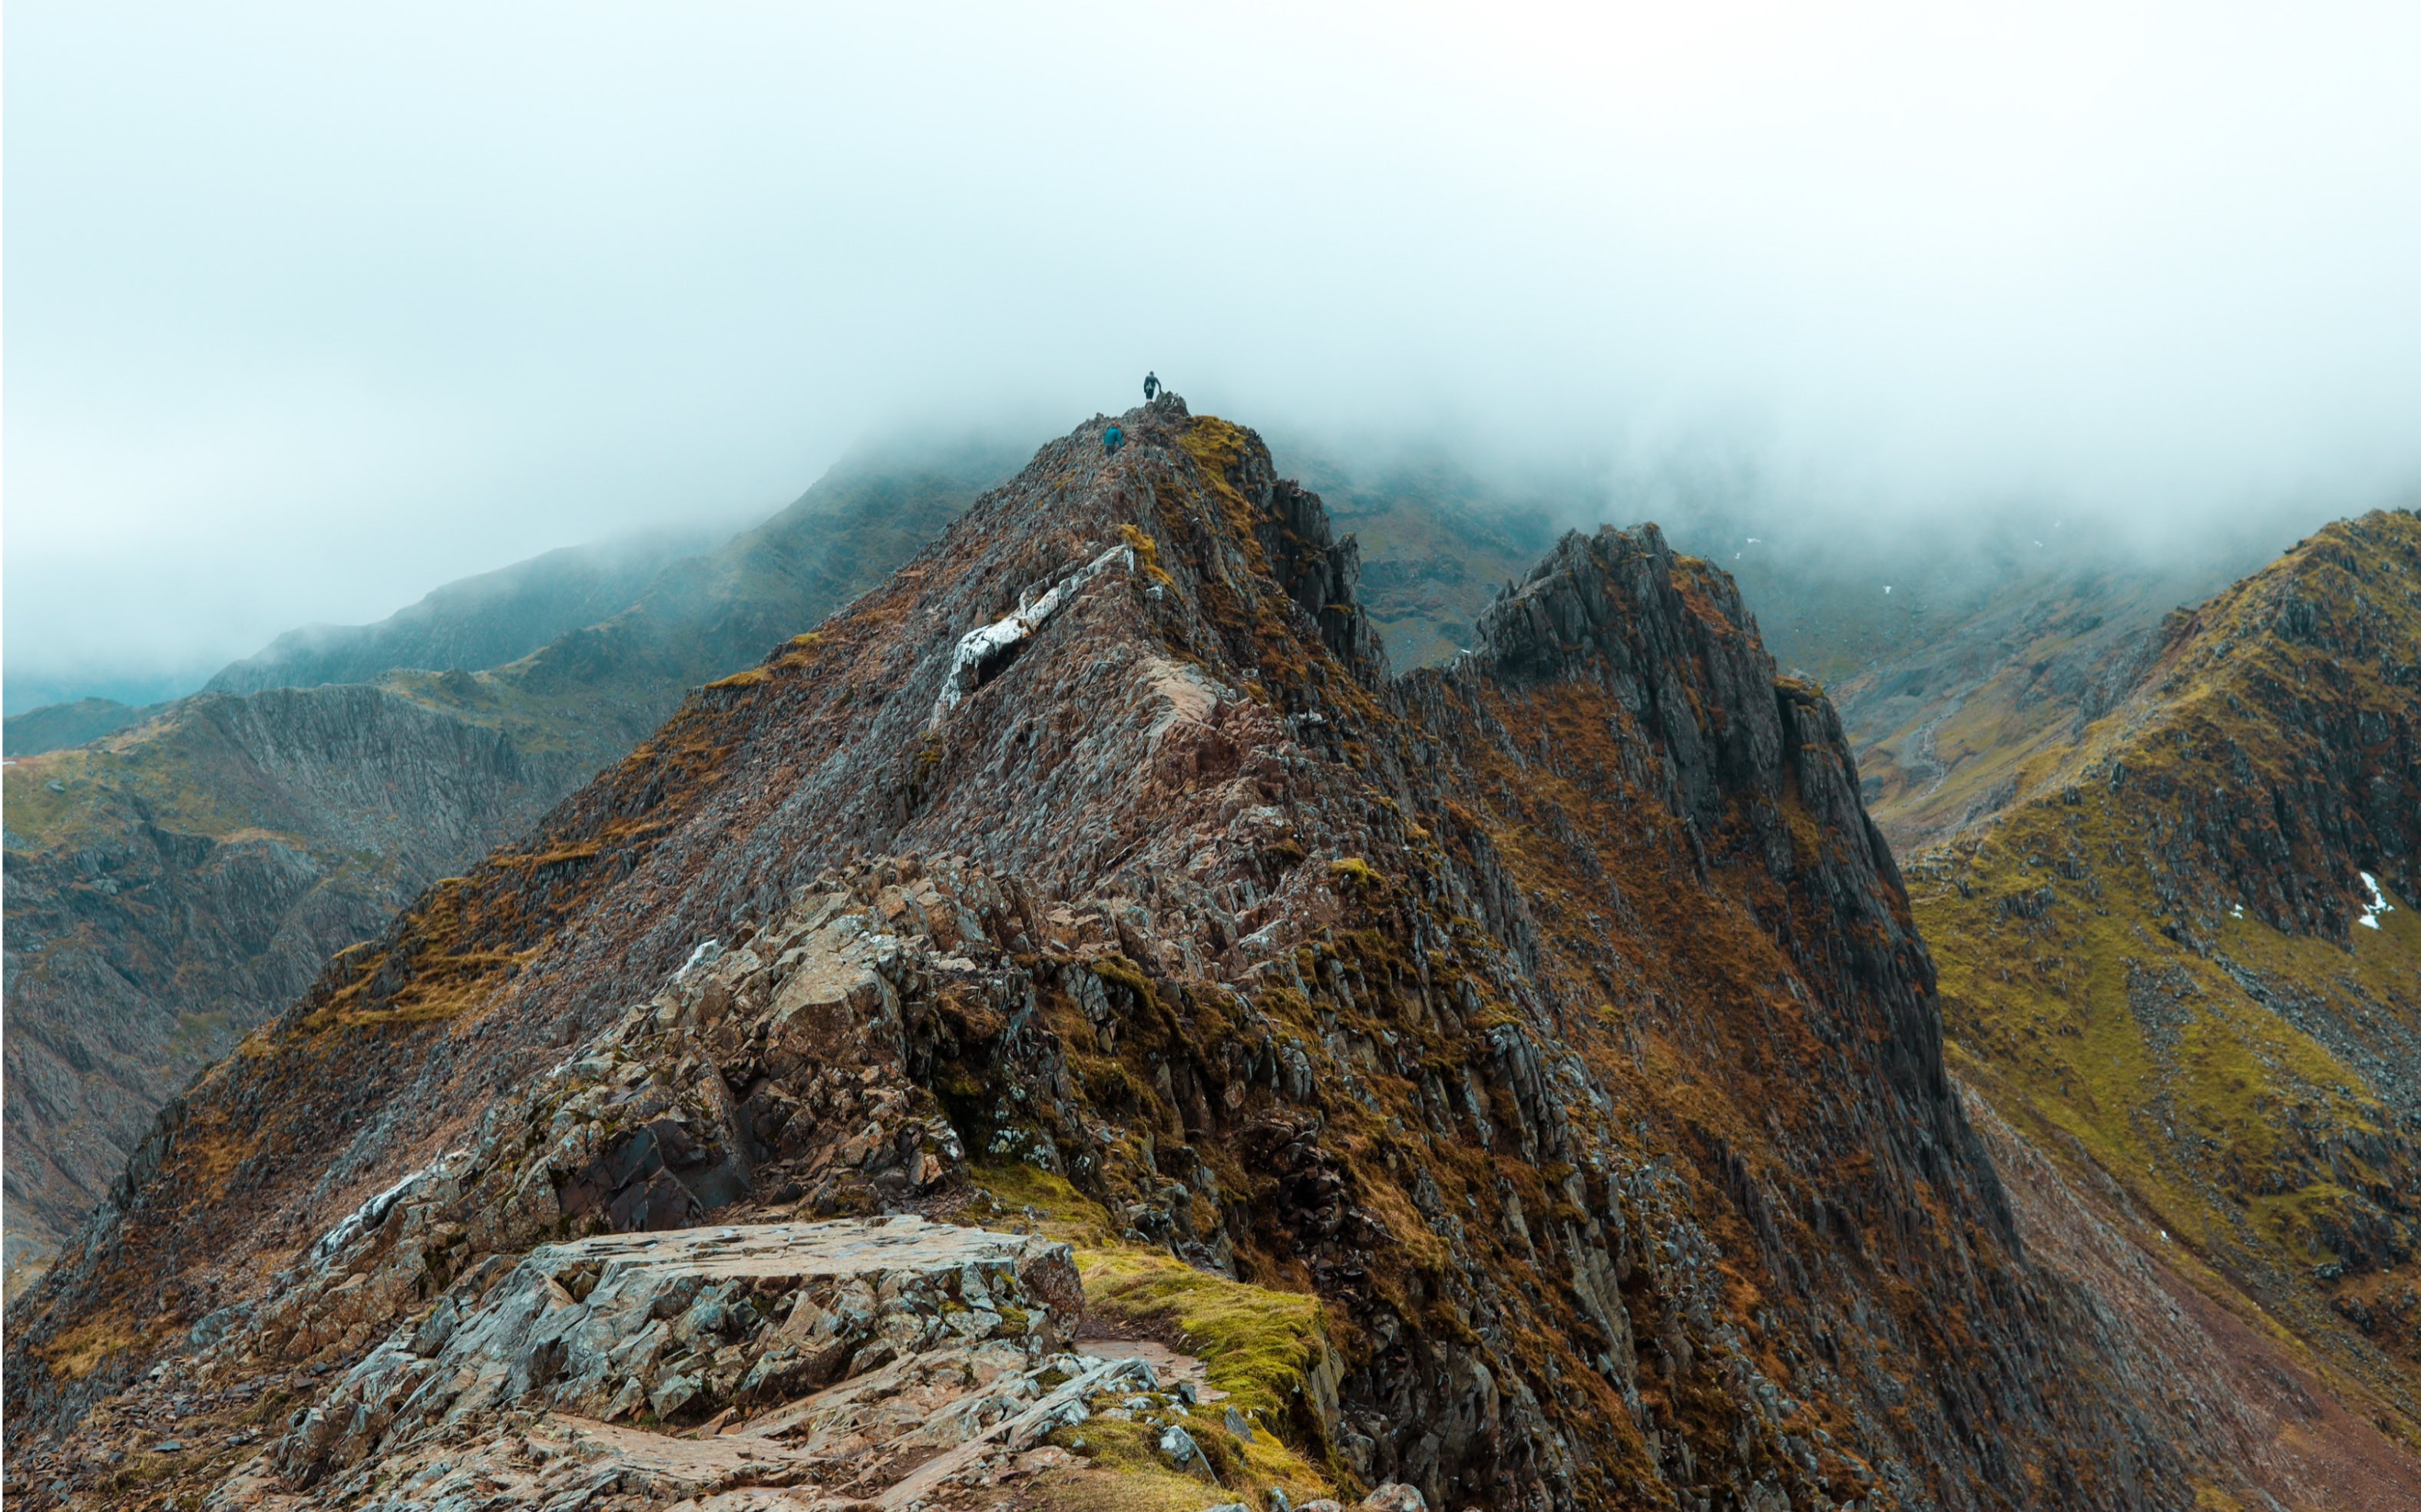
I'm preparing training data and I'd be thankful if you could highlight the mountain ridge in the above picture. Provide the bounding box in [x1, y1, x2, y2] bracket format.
[1913, 508, 2421, 1459]
[16, 397, 2403, 1508]
[200, 527, 721, 700]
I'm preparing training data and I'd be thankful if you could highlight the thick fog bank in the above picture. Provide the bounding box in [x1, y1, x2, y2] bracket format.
[10, 4, 2419, 704]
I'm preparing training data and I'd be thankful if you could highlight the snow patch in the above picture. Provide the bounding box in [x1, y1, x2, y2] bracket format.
[313, 1150, 468, 1260]
[676, 938, 723, 979]
[931, 544, 1135, 726]
[2357, 871, 2396, 931]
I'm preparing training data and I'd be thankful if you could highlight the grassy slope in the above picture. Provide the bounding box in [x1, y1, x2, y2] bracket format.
[1909, 509, 2421, 1440]
[2, 700, 160, 758]
[957, 1163, 1346, 1511]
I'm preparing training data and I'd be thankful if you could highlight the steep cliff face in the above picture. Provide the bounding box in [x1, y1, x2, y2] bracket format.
[1653, 502, 2283, 860]
[15, 397, 2370, 1510]
[1909, 510, 2421, 1448]
[1, 447, 1010, 1282]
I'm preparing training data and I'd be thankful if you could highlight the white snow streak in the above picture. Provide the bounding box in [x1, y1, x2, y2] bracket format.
[676, 938, 723, 978]
[2357, 871, 2396, 930]
[931, 544, 1135, 726]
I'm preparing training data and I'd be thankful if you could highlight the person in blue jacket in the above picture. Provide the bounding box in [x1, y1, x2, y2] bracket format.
[1103, 424, 1125, 457]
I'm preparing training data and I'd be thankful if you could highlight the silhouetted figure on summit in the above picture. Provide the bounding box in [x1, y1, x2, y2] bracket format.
[1103, 424, 1125, 457]
[1143, 372, 1160, 402]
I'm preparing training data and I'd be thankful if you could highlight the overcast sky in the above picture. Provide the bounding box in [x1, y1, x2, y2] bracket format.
[9, 2, 2421, 706]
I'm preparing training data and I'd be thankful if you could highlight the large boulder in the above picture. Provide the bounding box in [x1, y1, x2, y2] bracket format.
[276, 1216, 1078, 1487]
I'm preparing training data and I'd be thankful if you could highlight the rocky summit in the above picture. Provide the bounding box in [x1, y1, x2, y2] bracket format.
[6, 398, 2414, 1510]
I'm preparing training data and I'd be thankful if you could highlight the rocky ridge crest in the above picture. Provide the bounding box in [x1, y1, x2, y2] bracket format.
[6, 398, 2373, 1508]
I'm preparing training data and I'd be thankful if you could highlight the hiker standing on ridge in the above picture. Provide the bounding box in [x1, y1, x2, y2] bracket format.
[1143, 371, 1159, 402]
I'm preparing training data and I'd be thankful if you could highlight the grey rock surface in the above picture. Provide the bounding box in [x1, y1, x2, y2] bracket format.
[274, 1216, 1080, 1490]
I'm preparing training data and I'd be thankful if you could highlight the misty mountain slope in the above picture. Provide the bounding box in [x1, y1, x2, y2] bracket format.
[17, 396, 2397, 1510]
[0, 442, 1020, 1285]
[494, 436, 1024, 703]
[2, 699, 165, 759]
[1659, 508, 2286, 855]
[1907, 509, 2421, 1452]
[1831, 561, 2241, 854]
[202, 528, 720, 698]
[8, 528, 713, 760]
[1279, 444, 1563, 667]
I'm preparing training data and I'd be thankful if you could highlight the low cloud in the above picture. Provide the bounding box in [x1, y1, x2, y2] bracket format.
[10, 2, 2420, 706]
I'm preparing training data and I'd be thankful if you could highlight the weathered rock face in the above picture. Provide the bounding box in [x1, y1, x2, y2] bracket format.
[2110, 513, 2420, 937]
[1, 685, 595, 1279]
[224, 876, 1027, 1381]
[263, 1338, 1176, 1512]
[8, 399, 2399, 1508]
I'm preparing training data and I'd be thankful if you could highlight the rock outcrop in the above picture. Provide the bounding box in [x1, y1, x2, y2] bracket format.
[7, 866, 1346, 1511]
[273, 1217, 1085, 1495]
[8, 400, 2412, 1509]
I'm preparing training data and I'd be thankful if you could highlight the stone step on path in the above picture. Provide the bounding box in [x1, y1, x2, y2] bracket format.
[873, 1352, 1162, 1510]
[1073, 1336, 1222, 1401]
